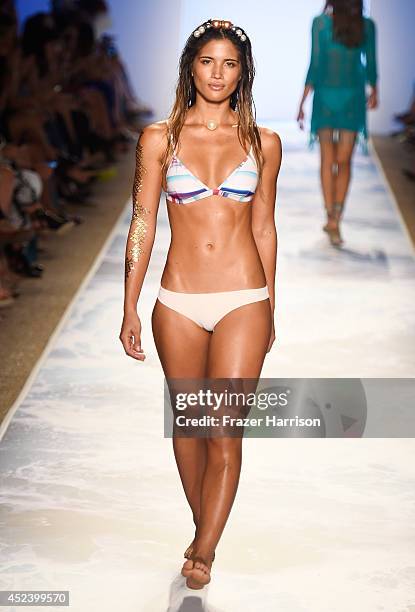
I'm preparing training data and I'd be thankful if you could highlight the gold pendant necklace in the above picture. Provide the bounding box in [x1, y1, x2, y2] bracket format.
[206, 120, 239, 130]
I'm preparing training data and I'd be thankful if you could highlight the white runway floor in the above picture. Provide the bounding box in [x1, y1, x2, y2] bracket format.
[1, 122, 415, 611]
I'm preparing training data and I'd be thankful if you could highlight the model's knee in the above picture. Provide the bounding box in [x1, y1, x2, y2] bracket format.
[336, 158, 351, 170]
[206, 438, 242, 464]
[321, 155, 335, 168]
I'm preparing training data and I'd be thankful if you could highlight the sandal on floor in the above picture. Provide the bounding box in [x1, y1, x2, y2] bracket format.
[184, 544, 215, 563]
[323, 203, 344, 246]
[324, 224, 343, 246]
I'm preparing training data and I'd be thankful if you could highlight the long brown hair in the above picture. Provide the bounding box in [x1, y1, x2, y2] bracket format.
[324, 0, 364, 48]
[161, 19, 264, 189]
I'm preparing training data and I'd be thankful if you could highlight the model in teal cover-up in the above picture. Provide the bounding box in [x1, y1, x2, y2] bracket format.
[305, 13, 378, 152]
[297, 3, 378, 247]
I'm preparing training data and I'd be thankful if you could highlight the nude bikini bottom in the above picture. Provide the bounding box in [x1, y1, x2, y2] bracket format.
[157, 285, 269, 332]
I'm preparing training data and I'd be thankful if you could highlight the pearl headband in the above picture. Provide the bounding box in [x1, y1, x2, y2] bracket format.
[193, 18, 247, 43]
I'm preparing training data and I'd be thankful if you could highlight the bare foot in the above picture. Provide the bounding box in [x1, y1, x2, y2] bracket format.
[186, 556, 211, 589]
[181, 558, 194, 578]
[184, 553, 214, 590]
[181, 549, 215, 580]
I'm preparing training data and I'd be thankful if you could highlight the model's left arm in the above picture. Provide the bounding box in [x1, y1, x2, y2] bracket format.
[365, 18, 379, 110]
[251, 128, 282, 350]
[365, 18, 378, 87]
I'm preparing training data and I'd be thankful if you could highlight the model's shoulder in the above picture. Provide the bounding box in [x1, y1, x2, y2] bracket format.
[313, 13, 328, 25]
[141, 120, 170, 134]
[257, 126, 282, 153]
[363, 16, 376, 29]
[139, 120, 169, 139]
[138, 120, 169, 153]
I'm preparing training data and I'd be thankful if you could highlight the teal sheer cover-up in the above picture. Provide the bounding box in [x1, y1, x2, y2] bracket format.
[305, 13, 378, 154]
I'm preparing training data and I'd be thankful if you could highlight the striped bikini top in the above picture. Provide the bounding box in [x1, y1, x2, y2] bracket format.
[165, 142, 258, 205]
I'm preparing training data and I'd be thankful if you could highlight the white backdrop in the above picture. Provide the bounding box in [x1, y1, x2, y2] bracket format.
[179, 0, 325, 121]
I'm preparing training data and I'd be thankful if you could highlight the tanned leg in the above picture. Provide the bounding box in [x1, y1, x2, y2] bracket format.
[334, 129, 357, 206]
[151, 300, 211, 563]
[330, 129, 357, 244]
[318, 128, 336, 226]
[184, 297, 272, 589]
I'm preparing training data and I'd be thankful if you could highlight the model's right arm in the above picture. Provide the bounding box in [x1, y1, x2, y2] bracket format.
[305, 16, 322, 89]
[120, 123, 165, 360]
[297, 16, 322, 127]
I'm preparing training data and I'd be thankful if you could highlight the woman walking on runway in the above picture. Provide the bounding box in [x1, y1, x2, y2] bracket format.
[297, 0, 378, 246]
[119, 18, 281, 590]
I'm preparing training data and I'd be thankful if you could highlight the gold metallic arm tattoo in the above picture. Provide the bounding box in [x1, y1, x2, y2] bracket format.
[125, 142, 151, 281]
